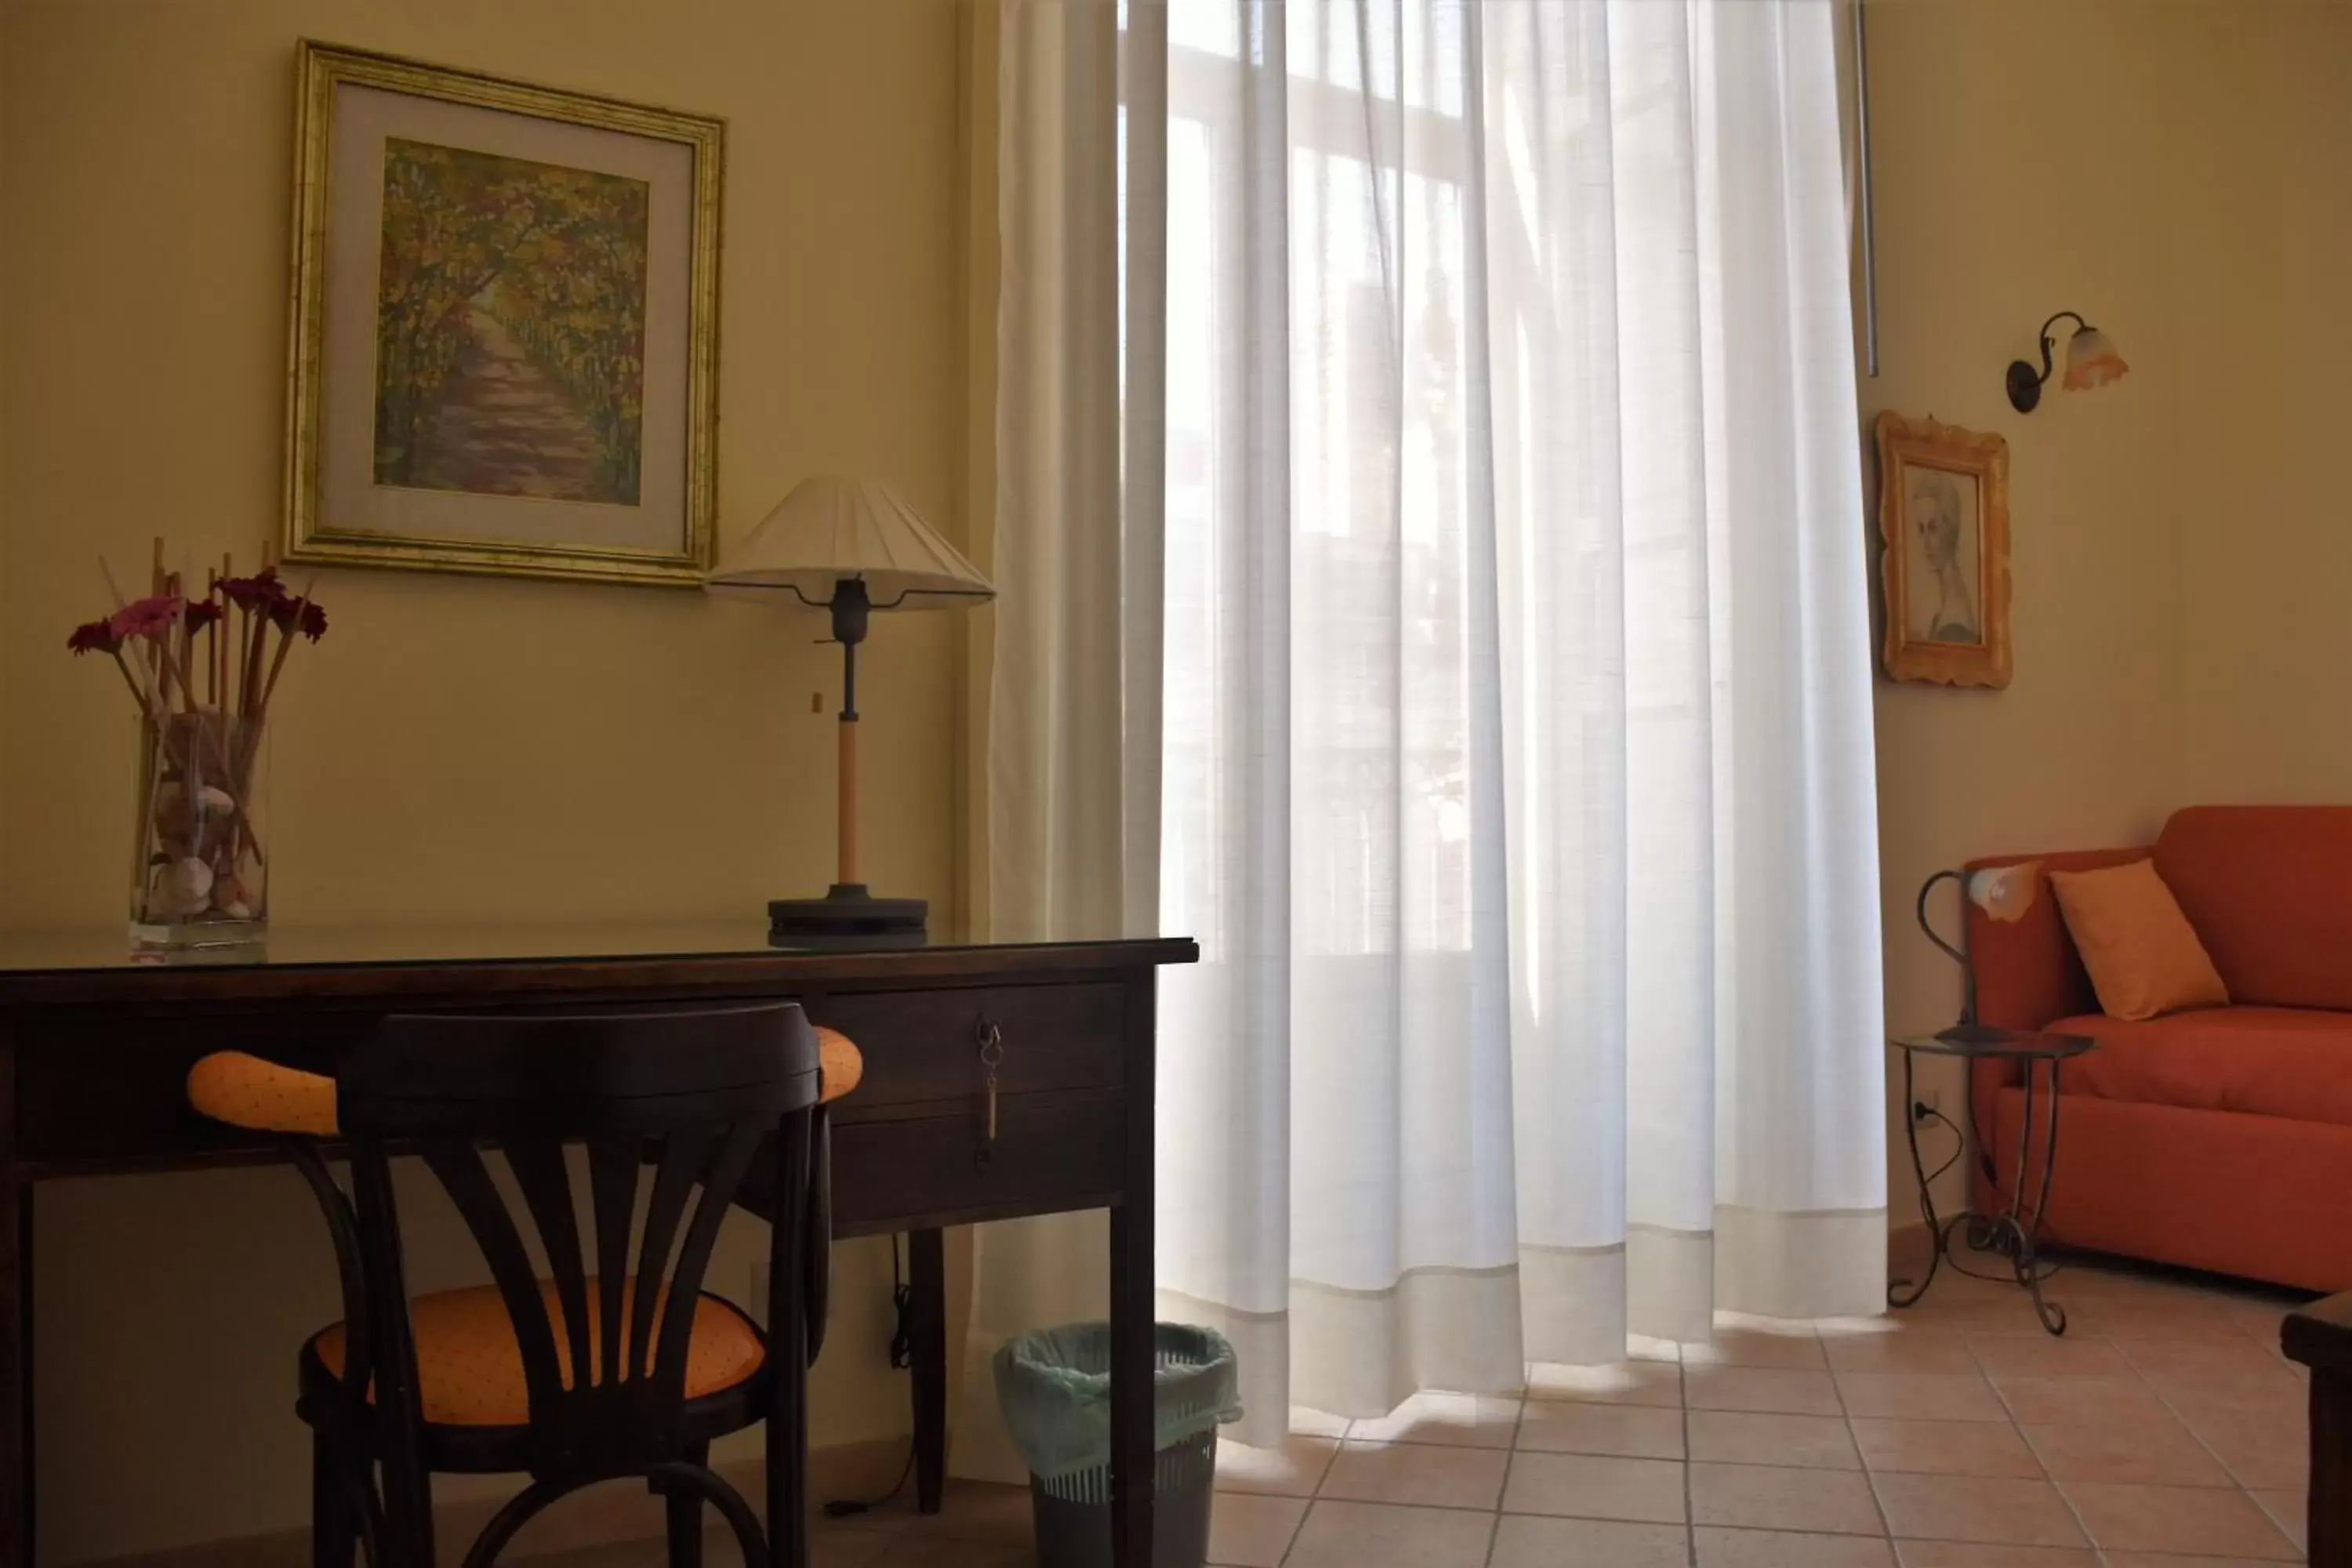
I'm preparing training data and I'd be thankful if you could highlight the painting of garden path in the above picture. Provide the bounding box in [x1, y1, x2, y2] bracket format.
[372, 138, 649, 506]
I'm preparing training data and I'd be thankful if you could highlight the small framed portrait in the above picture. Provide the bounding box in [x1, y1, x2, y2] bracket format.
[282, 42, 723, 587]
[1875, 412, 2012, 688]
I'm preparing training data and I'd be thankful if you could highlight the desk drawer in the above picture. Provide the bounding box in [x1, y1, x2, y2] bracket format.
[831, 1089, 1126, 1234]
[813, 983, 1127, 1112]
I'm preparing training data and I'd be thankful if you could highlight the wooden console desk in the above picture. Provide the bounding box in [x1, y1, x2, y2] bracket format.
[0, 922, 1196, 1567]
[2284, 1295, 2345, 1566]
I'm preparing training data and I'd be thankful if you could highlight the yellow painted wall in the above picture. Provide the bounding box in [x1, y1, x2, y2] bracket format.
[1860, 0, 2189, 1221]
[0, 0, 973, 1559]
[1864, 0, 2352, 1222]
[2169, 2, 2352, 805]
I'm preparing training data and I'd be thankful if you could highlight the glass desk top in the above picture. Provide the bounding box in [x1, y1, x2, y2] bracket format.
[0, 918, 1183, 980]
[1890, 1023, 2098, 1060]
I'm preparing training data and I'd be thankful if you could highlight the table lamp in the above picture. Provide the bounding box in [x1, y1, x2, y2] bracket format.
[708, 477, 994, 938]
[1915, 861, 2041, 1041]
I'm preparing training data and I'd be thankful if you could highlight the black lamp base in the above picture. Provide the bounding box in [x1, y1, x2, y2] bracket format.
[1933, 1019, 2019, 1049]
[768, 884, 928, 946]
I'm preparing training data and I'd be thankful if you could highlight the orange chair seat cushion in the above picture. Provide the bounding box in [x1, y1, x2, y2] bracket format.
[190, 1029, 860, 1138]
[2055, 1006, 2352, 1127]
[814, 1025, 863, 1104]
[310, 1279, 764, 1427]
[187, 1051, 339, 1136]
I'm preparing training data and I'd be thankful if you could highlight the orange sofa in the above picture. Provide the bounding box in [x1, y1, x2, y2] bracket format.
[1966, 804, 2352, 1292]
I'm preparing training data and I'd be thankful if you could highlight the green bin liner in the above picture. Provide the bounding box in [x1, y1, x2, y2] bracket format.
[992, 1322, 1243, 1486]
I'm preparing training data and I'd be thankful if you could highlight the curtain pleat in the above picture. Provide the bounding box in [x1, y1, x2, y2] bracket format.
[992, 0, 1885, 1450]
[964, 0, 1167, 1483]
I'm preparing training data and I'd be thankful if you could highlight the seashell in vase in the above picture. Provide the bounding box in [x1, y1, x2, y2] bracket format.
[162, 856, 214, 915]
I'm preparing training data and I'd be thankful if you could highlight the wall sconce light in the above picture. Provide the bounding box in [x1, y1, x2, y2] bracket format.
[2005, 311, 2128, 413]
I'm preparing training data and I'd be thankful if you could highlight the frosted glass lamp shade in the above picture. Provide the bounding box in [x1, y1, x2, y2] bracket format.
[1965, 862, 2041, 924]
[706, 476, 993, 606]
[2061, 326, 2128, 391]
[2006, 310, 2127, 413]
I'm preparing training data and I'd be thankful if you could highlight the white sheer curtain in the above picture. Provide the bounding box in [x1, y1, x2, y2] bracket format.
[965, 0, 1167, 1483]
[1146, 0, 1886, 1441]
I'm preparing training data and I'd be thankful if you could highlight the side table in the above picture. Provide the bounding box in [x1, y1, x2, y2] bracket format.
[1889, 1024, 2097, 1336]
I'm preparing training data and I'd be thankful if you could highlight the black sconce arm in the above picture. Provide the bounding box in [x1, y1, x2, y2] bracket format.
[2027, 311, 2086, 387]
[2005, 310, 2086, 414]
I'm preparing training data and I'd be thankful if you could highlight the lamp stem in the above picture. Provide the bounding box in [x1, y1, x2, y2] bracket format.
[828, 579, 872, 891]
[1915, 869, 1977, 1027]
[838, 700, 859, 887]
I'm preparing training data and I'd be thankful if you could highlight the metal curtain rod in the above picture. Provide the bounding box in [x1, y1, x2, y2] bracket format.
[1853, 0, 1880, 377]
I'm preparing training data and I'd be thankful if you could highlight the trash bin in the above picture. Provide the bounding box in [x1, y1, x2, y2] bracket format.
[993, 1322, 1242, 1568]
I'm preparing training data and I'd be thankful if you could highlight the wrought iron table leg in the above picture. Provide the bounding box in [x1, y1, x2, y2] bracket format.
[1889, 1051, 1944, 1308]
[2010, 1058, 2068, 1334]
[1969, 1058, 2067, 1334]
[1888, 1051, 2069, 1334]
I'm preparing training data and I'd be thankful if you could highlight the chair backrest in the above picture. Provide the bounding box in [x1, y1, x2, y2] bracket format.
[336, 1002, 819, 1478]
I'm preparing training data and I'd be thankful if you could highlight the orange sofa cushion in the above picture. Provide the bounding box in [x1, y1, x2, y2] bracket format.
[2047, 859, 2230, 1021]
[2157, 805, 2352, 1011]
[1966, 848, 2149, 1033]
[2054, 1006, 2352, 1127]
[312, 1279, 764, 1427]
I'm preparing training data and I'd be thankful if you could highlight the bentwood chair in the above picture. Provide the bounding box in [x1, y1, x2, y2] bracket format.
[187, 1003, 864, 1568]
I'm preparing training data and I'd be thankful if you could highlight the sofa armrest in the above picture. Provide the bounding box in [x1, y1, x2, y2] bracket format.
[1962, 844, 2144, 1117]
[1962, 847, 2147, 1214]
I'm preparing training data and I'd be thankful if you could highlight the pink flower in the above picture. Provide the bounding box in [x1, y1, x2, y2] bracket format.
[298, 601, 328, 641]
[108, 595, 183, 641]
[67, 618, 122, 655]
[184, 599, 223, 634]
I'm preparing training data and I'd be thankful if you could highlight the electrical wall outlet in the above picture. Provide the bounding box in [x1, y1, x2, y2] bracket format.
[1912, 1086, 1941, 1120]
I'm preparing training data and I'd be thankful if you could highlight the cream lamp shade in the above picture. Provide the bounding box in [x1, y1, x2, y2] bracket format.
[707, 477, 993, 941]
[707, 476, 992, 606]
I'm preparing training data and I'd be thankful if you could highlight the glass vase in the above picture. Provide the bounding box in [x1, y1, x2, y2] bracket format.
[129, 710, 268, 948]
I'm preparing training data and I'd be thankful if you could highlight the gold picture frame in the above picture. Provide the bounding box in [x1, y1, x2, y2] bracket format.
[1875, 412, 2012, 688]
[283, 42, 723, 587]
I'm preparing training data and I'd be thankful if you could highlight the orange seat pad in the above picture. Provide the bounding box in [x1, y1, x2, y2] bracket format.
[187, 1051, 339, 1137]
[190, 1027, 865, 1139]
[2053, 1006, 2352, 1127]
[311, 1279, 764, 1427]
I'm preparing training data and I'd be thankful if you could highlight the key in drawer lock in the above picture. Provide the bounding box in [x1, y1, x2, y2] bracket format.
[975, 1018, 1005, 1172]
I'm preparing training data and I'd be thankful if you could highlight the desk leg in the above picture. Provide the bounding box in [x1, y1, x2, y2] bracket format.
[1, 1026, 26, 1568]
[908, 1228, 947, 1515]
[2314, 1367, 2352, 1568]
[1109, 1203, 1154, 1568]
[1110, 970, 1158, 1568]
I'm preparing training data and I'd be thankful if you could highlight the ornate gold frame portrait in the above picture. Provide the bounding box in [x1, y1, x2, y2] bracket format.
[1875, 412, 2012, 688]
[282, 42, 723, 586]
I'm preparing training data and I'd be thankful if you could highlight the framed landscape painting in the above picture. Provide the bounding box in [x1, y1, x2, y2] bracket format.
[1875, 412, 2012, 688]
[283, 42, 721, 586]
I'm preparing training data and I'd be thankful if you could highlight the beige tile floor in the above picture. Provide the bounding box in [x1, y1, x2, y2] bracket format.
[543, 1247, 2313, 1567]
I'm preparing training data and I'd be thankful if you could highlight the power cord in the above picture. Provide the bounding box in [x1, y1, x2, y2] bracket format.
[822, 1234, 920, 1519]
[1914, 1099, 2067, 1285]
